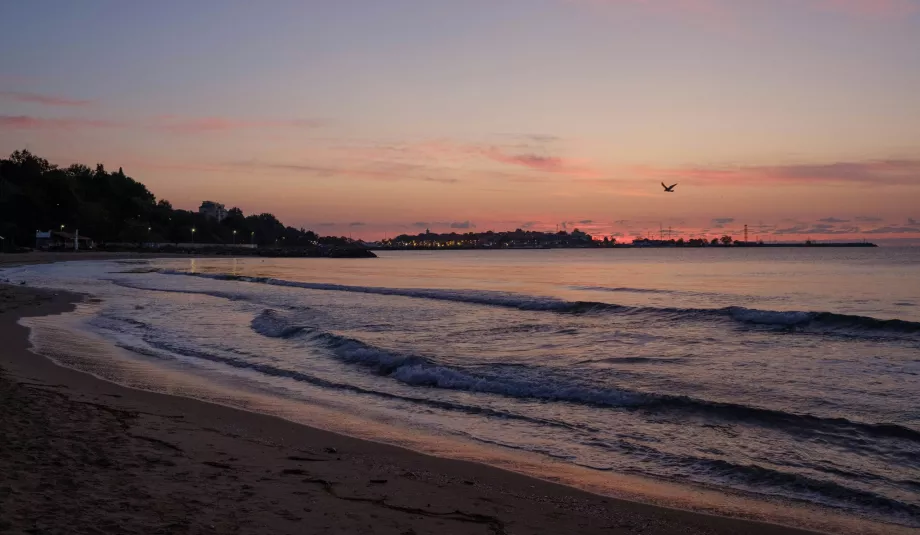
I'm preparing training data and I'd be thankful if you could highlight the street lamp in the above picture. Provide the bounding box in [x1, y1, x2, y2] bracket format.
[250, 231, 254, 246]
[232, 229, 237, 245]
[191, 227, 196, 244]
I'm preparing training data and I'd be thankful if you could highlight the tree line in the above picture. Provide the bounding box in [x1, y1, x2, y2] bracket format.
[0, 150, 349, 249]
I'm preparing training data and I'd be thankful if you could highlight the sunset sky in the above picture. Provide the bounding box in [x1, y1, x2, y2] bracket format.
[2, 0, 919, 242]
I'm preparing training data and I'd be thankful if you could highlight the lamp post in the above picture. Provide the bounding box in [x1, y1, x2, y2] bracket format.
[232, 229, 237, 245]
[250, 231, 254, 246]
[191, 227, 196, 244]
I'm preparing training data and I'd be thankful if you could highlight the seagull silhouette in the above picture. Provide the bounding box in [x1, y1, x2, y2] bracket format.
[661, 182, 677, 192]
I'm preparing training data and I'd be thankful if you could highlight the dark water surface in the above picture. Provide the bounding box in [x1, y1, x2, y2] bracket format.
[5, 248, 919, 528]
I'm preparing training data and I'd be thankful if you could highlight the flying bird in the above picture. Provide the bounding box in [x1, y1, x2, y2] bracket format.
[661, 182, 677, 192]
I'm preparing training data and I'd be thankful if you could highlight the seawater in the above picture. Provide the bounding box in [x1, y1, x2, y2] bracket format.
[4, 248, 919, 530]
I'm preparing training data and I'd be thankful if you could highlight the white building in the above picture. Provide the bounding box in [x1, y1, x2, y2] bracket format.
[199, 201, 227, 222]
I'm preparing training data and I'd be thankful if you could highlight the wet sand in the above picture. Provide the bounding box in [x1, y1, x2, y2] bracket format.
[0, 254, 837, 534]
[0, 250, 211, 268]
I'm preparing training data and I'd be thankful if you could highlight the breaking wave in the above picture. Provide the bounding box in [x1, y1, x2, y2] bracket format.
[250, 309, 308, 338]
[159, 270, 920, 336]
[248, 308, 920, 446]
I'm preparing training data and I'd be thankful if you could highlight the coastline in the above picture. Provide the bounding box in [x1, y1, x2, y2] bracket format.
[0, 251, 218, 268]
[0, 254, 902, 534]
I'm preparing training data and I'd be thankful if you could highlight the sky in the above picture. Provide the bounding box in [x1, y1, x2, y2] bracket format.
[1, 0, 919, 242]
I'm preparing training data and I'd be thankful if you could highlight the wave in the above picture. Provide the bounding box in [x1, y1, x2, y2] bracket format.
[686, 457, 920, 522]
[160, 270, 575, 311]
[93, 306, 920, 451]
[468, 432, 919, 523]
[645, 395, 920, 445]
[393, 364, 920, 444]
[571, 285, 676, 294]
[157, 270, 920, 337]
[249, 309, 920, 446]
[95, 320, 598, 435]
[725, 306, 920, 335]
[574, 356, 686, 365]
[252, 310, 648, 404]
[88, 304, 920, 524]
[250, 309, 308, 338]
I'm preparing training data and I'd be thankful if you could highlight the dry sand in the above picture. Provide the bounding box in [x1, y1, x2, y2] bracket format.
[0, 253, 827, 534]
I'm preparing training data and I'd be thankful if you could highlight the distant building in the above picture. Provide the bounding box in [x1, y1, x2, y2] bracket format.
[199, 201, 227, 222]
[35, 231, 94, 250]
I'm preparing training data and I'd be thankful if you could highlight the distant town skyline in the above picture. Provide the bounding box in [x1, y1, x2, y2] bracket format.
[2, 1, 919, 243]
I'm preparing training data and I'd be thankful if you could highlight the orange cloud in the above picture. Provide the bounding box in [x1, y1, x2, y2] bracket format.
[0, 91, 92, 106]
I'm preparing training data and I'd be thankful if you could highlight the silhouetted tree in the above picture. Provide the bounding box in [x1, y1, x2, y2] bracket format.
[0, 150, 324, 249]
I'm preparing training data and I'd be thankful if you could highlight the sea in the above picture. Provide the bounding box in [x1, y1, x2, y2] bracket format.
[3, 248, 919, 532]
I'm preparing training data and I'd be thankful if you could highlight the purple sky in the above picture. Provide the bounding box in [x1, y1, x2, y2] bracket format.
[2, 0, 919, 241]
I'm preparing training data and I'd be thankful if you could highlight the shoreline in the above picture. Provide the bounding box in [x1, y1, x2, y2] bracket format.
[0, 251, 224, 268]
[0, 254, 902, 534]
[370, 242, 879, 250]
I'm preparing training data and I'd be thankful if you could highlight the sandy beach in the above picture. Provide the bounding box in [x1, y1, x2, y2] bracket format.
[0, 254, 837, 534]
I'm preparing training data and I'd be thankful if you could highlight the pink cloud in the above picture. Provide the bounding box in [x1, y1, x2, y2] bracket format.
[333, 139, 600, 178]
[0, 114, 324, 133]
[339, 140, 469, 164]
[475, 147, 601, 177]
[0, 91, 92, 106]
[231, 159, 464, 184]
[153, 116, 324, 133]
[567, 0, 733, 27]
[628, 159, 920, 186]
[479, 148, 564, 171]
[229, 153, 590, 186]
[117, 160, 232, 173]
[0, 115, 122, 129]
[816, 0, 919, 16]
[570, 0, 724, 15]
[570, 0, 919, 18]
